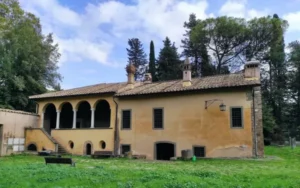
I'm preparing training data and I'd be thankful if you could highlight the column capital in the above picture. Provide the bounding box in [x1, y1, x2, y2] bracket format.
[91, 108, 95, 111]
[73, 109, 78, 112]
[56, 110, 61, 113]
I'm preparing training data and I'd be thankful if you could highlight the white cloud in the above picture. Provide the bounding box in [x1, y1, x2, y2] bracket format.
[283, 12, 300, 32]
[219, 0, 268, 19]
[19, 0, 211, 67]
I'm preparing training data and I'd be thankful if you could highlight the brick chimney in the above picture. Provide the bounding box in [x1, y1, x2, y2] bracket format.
[182, 57, 192, 87]
[126, 62, 136, 88]
[144, 73, 152, 83]
[244, 60, 260, 80]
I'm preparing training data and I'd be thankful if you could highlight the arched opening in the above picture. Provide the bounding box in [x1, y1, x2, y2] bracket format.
[44, 103, 57, 134]
[95, 100, 111, 128]
[27, 144, 37, 151]
[60, 102, 73, 129]
[77, 101, 91, 128]
[69, 141, 74, 149]
[155, 142, 175, 160]
[100, 140, 106, 149]
[86, 143, 92, 155]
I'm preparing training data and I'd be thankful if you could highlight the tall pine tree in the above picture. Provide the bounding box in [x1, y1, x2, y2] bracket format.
[149, 41, 157, 81]
[126, 38, 148, 81]
[157, 37, 182, 81]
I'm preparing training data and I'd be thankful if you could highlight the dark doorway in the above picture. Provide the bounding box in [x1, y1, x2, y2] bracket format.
[156, 142, 175, 160]
[86, 143, 92, 155]
[95, 100, 111, 128]
[0, 124, 3, 155]
[44, 104, 57, 134]
[60, 103, 73, 129]
[77, 101, 91, 128]
[27, 144, 37, 151]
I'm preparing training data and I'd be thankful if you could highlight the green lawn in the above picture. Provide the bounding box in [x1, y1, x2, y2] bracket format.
[0, 147, 299, 188]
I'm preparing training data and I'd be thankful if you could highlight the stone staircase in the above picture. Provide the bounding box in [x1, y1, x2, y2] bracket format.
[39, 128, 69, 155]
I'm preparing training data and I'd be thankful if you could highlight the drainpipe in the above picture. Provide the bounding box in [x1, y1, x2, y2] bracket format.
[252, 88, 258, 157]
[113, 96, 119, 156]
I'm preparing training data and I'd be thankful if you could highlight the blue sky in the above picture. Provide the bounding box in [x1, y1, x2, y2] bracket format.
[19, 0, 300, 89]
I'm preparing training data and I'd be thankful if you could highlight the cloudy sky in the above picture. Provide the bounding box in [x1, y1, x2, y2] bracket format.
[19, 0, 300, 89]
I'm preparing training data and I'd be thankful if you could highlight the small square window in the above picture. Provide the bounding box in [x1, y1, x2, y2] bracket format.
[121, 145, 131, 155]
[193, 146, 205, 157]
[153, 108, 163, 129]
[231, 107, 243, 128]
[122, 110, 131, 129]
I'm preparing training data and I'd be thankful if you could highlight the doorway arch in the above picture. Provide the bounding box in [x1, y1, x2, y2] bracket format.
[83, 141, 93, 155]
[155, 142, 176, 160]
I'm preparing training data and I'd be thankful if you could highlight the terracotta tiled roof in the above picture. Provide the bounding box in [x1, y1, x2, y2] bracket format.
[116, 73, 260, 96]
[29, 82, 128, 99]
[29, 73, 260, 99]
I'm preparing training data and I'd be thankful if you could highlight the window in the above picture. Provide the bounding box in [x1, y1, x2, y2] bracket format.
[153, 108, 163, 129]
[231, 107, 243, 128]
[121, 144, 131, 155]
[193, 146, 205, 157]
[122, 110, 131, 129]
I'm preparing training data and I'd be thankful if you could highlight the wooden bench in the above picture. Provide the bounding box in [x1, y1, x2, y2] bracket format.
[92, 151, 113, 158]
[44, 157, 75, 167]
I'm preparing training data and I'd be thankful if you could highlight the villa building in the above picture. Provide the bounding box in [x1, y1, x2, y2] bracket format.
[25, 59, 264, 160]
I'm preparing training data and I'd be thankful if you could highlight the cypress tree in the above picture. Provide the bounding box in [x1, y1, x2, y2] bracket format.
[149, 41, 157, 81]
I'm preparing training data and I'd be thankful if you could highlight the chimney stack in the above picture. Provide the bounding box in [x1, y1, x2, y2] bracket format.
[182, 57, 192, 87]
[126, 61, 136, 88]
[244, 60, 260, 80]
[144, 73, 152, 83]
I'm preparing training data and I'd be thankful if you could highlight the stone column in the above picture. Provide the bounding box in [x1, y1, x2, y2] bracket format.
[91, 108, 95, 128]
[40, 112, 44, 128]
[56, 110, 61, 129]
[72, 109, 77, 129]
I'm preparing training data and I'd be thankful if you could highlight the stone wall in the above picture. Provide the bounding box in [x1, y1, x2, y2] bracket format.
[252, 86, 264, 157]
[0, 109, 39, 156]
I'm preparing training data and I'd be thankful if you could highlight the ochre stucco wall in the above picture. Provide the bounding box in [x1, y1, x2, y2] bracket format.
[25, 129, 56, 152]
[51, 129, 114, 155]
[117, 89, 254, 159]
[28, 94, 116, 155]
[0, 109, 39, 156]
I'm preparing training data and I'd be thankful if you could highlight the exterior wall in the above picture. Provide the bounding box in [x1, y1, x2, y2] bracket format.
[0, 109, 39, 156]
[25, 128, 57, 152]
[117, 89, 255, 160]
[51, 129, 114, 155]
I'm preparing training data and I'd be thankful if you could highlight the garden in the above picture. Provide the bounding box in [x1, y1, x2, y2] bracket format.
[0, 146, 299, 188]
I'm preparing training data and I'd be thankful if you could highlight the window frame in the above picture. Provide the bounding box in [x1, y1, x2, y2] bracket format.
[120, 144, 131, 155]
[193, 145, 206, 158]
[230, 106, 244, 129]
[121, 109, 132, 130]
[152, 108, 164, 129]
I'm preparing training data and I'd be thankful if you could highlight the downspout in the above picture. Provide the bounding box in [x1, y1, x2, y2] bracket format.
[113, 95, 119, 156]
[252, 88, 258, 157]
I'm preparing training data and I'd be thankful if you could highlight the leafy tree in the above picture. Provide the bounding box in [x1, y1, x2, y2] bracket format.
[126, 38, 148, 81]
[157, 37, 182, 81]
[261, 14, 289, 143]
[287, 41, 300, 139]
[191, 16, 287, 74]
[149, 40, 157, 81]
[0, 0, 61, 112]
[181, 14, 216, 77]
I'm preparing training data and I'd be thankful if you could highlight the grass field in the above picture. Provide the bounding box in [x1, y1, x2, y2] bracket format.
[0, 147, 299, 188]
